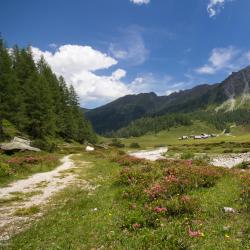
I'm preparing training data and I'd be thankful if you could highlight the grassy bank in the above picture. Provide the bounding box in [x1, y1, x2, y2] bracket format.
[0, 151, 60, 187]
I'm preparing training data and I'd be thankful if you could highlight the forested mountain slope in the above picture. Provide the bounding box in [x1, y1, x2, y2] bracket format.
[86, 66, 250, 134]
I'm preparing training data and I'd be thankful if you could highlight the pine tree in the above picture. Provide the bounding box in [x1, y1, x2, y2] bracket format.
[0, 37, 96, 144]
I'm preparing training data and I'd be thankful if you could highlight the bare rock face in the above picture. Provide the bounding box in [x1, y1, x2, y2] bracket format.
[0, 137, 41, 152]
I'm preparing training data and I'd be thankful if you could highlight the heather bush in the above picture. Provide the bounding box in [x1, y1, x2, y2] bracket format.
[115, 154, 224, 230]
[240, 174, 250, 211]
[0, 162, 12, 177]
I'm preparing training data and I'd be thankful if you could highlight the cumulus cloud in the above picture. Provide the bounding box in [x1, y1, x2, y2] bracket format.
[130, 0, 150, 5]
[196, 46, 250, 75]
[196, 47, 238, 74]
[207, 0, 233, 18]
[31, 45, 132, 106]
[31, 44, 188, 107]
[48, 43, 57, 49]
[128, 73, 183, 96]
[109, 27, 149, 66]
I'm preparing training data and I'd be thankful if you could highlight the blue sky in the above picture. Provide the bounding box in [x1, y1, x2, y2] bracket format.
[1, 0, 250, 108]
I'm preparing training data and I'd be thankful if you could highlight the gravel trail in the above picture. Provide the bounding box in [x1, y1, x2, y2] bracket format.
[0, 155, 89, 241]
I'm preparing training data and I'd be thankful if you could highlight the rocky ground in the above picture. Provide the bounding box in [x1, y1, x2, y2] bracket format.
[129, 147, 168, 161]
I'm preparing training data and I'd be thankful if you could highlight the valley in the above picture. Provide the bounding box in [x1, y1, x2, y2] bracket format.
[1, 35, 250, 249]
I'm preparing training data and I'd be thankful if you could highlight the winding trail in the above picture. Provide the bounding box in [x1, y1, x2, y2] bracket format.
[0, 155, 90, 241]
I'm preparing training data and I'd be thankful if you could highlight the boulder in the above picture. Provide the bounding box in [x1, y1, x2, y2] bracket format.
[223, 207, 236, 213]
[0, 137, 40, 152]
[86, 146, 95, 152]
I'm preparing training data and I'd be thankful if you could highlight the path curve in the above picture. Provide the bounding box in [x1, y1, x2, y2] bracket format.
[0, 154, 88, 241]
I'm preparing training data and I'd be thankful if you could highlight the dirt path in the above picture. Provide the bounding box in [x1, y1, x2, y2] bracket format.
[129, 147, 168, 161]
[0, 154, 91, 241]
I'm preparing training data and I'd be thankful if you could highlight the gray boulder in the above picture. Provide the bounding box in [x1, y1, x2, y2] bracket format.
[0, 137, 41, 152]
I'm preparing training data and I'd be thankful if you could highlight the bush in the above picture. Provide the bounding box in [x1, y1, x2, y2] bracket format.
[240, 174, 250, 211]
[235, 161, 250, 169]
[154, 144, 166, 148]
[165, 195, 199, 216]
[109, 139, 125, 148]
[32, 139, 58, 152]
[223, 149, 234, 153]
[129, 142, 141, 149]
[0, 162, 12, 177]
[181, 152, 194, 160]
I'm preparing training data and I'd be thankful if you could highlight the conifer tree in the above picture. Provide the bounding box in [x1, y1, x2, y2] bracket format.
[0, 38, 97, 144]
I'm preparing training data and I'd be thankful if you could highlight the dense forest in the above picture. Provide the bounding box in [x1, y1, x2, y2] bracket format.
[110, 109, 250, 138]
[0, 38, 96, 146]
[111, 113, 192, 138]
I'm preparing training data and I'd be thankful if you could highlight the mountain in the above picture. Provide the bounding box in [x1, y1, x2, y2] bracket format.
[86, 66, 250, 134]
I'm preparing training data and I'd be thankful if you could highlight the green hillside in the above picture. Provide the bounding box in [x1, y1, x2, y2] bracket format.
[86, 66, 250, 135]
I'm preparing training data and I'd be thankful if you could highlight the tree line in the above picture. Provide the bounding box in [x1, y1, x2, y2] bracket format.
[0, 38, 96, 145]
[109, 108, 250, 138]
[111, 113, 192, 138]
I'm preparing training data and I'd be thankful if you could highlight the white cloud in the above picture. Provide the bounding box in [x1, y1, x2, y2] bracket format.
[128, 73, 183, 96]
[130, 0, 150, 5]
[196, 47, 238, 74]
[207, 0, 233, 18]
[48, 43, 57, 49]
[109, 27, 149, 66]
[31, 45, 132, 106]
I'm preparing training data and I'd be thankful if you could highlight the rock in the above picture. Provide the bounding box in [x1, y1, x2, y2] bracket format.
[86, 146, 95, 151]
[0, 137, 41, 152]
[223, 207, 236, 213]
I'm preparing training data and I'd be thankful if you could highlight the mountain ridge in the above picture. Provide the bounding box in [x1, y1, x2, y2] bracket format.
[86, 66, 250, 134]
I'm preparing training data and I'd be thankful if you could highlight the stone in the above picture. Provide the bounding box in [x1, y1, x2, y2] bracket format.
[223, 207, 236, 213]
[86, 146, 95, 151]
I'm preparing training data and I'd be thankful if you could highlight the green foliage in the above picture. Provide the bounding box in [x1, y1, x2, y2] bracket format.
[235, 161, 250, 169]
[0, 38, 96, 143]
[181, 151, 194, 160]
[109, 138, 125, 148]
[129, 142, 141, 148]
[112, 113, 193, 138]
[32, 139, 58, 152]
[113, 154, 224, 232]
[0, 162, 12, 177]
[0, 152, 60, 186]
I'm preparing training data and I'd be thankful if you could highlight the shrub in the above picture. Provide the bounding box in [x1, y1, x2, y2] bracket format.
[116, 157, 224, 231]
[165, 195, 199, 216]
[223, 149, 234, 153]
[112, 154, 147, 166]
[32, 139, 58, 152]
[109, 139, 125, 148]
[154, 144, 166, 148]
[240, 174, 250, 211]
[129, 142, 141, 149]
[181, 152, 194, 160]
[235, 161, 250, 169]
[0, 162, 12, 177]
